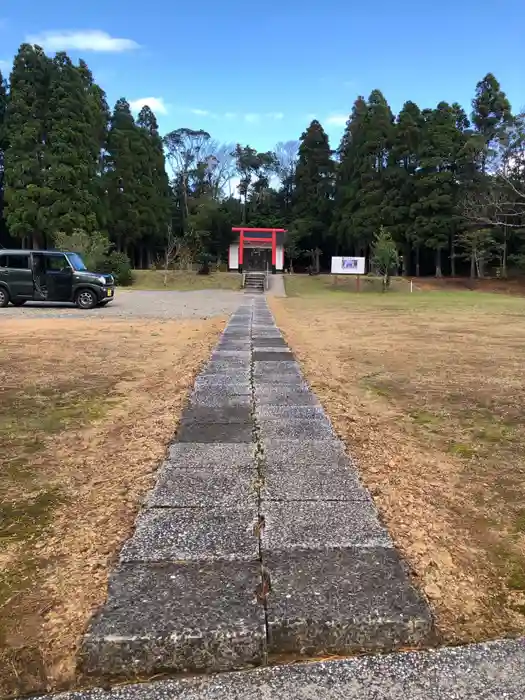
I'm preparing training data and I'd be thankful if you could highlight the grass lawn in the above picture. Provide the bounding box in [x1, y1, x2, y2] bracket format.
[131, 269, 242, 291]
[270, 280, 525, 645]
[0, 317, 224, 697]
[283, 273, 411, 297]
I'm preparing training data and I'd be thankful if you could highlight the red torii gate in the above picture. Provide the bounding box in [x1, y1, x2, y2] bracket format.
[232, 227, 287, 272]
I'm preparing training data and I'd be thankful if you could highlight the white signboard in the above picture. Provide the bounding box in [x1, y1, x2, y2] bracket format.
[331, 256, 366, 275]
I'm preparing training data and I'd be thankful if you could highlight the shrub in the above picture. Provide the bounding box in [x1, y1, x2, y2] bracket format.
[101, 251, 133, 286]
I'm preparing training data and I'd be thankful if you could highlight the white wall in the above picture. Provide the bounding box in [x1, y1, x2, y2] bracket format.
[275, 244, 284, 271]
[228, 244, 239, 270]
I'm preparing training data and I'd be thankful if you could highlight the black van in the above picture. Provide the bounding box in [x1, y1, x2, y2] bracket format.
[0, 250, 115, 309]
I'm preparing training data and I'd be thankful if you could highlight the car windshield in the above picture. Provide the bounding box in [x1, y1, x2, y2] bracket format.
[66, 253, 88, 271]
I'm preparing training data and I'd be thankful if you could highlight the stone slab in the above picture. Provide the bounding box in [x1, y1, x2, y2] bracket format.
[44, 637, 525, 699]
[252, 347, 292, 354]
[194, 376, 251, 389]
[210, 350, 251, 359]
[256, 405, 328, 421]
[253, 376, 305, 388]
[261, 439, 369, 501]
[176, 420, 253, 443]
[165, 442, 255, 469]
[253, 362, 301, 376]
[266, 548, 434, 656]
[255, 386, 320, 406]
[261, 501, 391, 553]
[188, 392, 251, 408]
[180, 406, 252, 424]
[80, 561, 266, 677]
[253, 351, 295, 362]
[204, 359, 251, 372]
[120, 506, 258, 562]
[150, 444, 256, 508]
[252, 337, 288, 347]
[258, 418, 335, 440]
[190, 384, 252, 401]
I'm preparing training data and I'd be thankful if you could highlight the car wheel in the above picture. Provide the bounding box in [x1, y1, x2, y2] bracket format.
[11, 300, 27, 306]
[75, 289, 98, 309]
[0, 287, 9, 308]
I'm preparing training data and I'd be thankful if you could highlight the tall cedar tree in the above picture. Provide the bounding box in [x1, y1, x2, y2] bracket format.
[105, 98, 143, 252]
[384, 100, 423, 274]
[331, 96, 368, 253]
[77, 59, 111, 230]
[41, 52, 100, 237]
[351, 90, 395, 254]
[0, 67, 8, 242]
[292, 120, 334, 271]
[3, 44, 51, 248]
[412, 103, 464, 276]
[471, 73, 512, 174]
[135, 105, 171, 266]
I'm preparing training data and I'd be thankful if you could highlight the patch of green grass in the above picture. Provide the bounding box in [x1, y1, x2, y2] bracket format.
[131, 269, 242, 291]
[361, 376, 400, 398]
[284, 273, 410, 297]
[513, 510, 525, 534]
[507, 566, 525, 591]
[448, 442, 476, 458]
[410, 409, 444, 427]
[0, 488, 64, 544]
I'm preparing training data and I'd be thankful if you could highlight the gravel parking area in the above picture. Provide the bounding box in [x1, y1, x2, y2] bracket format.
[0, 290, 245, 319]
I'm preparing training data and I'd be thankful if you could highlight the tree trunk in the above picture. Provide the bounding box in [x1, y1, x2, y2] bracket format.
[502, 225, 508, 278]
[451, 237, 456, 277]
[402, 245, 409, 276]
[470, 251, 476, 278]
[435, 249, 442, 277]
[415, 246, 420, 277]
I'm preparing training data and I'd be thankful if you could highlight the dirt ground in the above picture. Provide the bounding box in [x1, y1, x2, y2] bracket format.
[0, 317, 224, 697]
[270, 290, 525, 645]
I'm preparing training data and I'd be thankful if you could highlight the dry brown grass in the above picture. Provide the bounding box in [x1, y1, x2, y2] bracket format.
[0, 317, 224, 697]
[270, 290, 525, 645]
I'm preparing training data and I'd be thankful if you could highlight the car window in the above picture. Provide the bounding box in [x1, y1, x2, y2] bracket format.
[45, 254, 70, 272]
[6, 254, 30, 269]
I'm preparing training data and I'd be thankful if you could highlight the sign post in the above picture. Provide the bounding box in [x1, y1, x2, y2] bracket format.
[330, 256, 366, 291]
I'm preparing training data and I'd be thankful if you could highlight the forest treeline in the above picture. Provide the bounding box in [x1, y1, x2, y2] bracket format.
[0, 43, 524, 276]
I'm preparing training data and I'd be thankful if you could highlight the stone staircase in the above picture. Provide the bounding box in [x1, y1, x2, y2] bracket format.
[244, 271, 265, 293]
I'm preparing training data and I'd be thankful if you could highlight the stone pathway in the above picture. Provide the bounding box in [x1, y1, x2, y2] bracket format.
[80, 297, 433, 680]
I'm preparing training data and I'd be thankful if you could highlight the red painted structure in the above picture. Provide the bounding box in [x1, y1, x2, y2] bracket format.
[232, 227, 286, 272]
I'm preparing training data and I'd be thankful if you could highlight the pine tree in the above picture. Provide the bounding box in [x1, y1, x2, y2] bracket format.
[40, 52, 101, 238]
[135, 105, 171, 266]
[292, 120, 334, 271]
[105, 98, 143, 252]
[3, 44, 51, 248]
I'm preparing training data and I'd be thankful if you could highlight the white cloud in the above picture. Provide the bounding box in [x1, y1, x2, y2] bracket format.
[190, 108, 210, 116]
[129, 97, 168, 115]
[26, 29, 140, 53]
[224, 112, 237, 119]
[244, 113, 261, 124]
[325, 114, 348, 127]
[267, 112, 284, 120]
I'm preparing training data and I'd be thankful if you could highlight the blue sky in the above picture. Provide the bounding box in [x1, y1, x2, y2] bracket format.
[0, 0, 524, 152]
